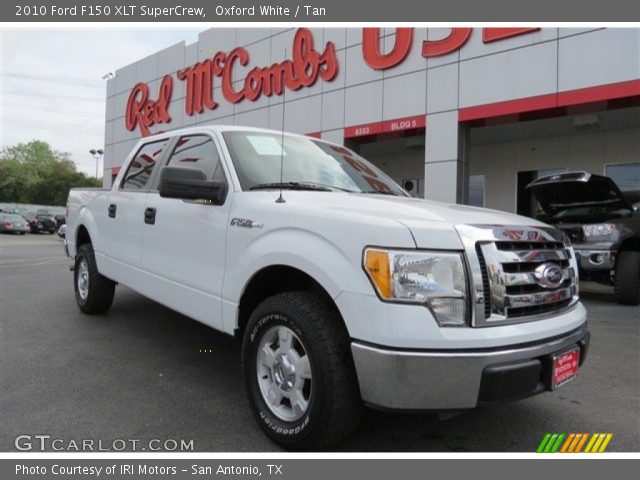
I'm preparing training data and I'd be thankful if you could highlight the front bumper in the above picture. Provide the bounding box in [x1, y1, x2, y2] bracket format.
[574, 246, 616, 271]
[351, 322, 590, 411]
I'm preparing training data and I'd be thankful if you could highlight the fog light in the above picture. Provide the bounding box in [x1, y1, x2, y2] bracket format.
[590, 254, 604, 265]
[428, 298, 466, 326]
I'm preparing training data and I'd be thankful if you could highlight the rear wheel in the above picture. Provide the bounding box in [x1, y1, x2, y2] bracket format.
[241, 291, 362, 451]
[614, 250, 640, 305]
[74, 243, 116, 314]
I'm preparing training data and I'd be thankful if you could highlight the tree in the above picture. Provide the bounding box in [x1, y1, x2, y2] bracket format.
[0, 140, 101, 206]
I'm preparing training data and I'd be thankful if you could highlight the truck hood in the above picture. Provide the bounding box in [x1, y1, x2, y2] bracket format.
[267, 191, 549, 249]
[526, 171, 634, 220]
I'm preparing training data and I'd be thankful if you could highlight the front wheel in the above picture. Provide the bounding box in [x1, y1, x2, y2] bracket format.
[614, 250, 640, 305]
[241, 292, 362, 450]
[74, 243, 116, 314]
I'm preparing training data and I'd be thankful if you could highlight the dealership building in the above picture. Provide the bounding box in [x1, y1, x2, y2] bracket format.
[104, 27, 640, 214]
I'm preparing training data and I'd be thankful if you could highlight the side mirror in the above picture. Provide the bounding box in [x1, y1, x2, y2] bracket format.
[159, 166, 227, 205]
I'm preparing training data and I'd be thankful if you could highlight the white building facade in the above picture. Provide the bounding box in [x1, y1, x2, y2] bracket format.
[104, 27, 640, 214]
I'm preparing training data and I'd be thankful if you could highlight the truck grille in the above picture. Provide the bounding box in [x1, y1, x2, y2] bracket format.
[456, 225, 579, 327]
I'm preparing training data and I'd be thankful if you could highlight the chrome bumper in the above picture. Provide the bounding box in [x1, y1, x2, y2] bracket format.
[63, 239, 70, 258]
[351, 322, 589, 410]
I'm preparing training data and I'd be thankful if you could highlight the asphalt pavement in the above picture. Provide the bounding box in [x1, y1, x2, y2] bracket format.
[1, 234, 638, 452]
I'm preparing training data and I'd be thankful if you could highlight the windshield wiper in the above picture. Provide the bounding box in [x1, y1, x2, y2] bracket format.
[359, 190, 399, 196]
[249, 182, 333, 192]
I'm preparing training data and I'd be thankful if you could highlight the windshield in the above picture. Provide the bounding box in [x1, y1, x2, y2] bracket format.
[222, 131, 408, 196]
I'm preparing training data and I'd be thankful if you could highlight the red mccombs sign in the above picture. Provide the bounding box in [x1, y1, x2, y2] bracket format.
[125, 27, 539, 136]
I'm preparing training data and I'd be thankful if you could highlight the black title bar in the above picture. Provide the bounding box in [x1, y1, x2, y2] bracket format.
[4, 0, 640, 22]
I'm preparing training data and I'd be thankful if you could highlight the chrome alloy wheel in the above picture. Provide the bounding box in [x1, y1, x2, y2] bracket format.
[77, 258, 89, 301]
[256, 325, 313, 422]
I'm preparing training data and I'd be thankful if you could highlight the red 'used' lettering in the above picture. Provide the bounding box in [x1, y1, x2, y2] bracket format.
[483, 28, 541, 43]
[125, 75, 173, 136]
[362, 28, 413, 70]
[422, 28, 472, 57]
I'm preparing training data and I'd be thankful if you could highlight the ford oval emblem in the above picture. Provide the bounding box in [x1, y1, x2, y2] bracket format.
[534, 263, 564, 289]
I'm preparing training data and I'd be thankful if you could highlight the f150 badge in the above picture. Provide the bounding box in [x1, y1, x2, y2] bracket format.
[230, 218, 263, 229]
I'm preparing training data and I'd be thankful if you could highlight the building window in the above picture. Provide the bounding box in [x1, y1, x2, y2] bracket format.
[468, 174, 485, 207]
[605, 163, 640, 192]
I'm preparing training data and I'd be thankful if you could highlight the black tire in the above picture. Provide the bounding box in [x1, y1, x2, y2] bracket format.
[614, 250, 640, 305]
[241, 291, 362, 451]
[49, 230, 55, 234]
[74, 243, 116, 314]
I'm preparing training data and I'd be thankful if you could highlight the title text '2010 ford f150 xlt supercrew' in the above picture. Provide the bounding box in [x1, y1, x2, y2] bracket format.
[65, 126, 589, 450]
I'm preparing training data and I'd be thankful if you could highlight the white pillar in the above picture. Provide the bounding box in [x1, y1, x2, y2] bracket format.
[424, 110, 468, 204]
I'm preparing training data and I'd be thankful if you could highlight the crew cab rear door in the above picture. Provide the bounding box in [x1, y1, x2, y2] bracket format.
[140, 132, 231, 330]
[104, 138, 170, 280]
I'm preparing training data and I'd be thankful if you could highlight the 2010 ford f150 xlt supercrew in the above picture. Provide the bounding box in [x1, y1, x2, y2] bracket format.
[65, 126, 590, 450]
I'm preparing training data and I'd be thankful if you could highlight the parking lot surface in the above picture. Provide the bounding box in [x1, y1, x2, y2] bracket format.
[1, 234, 638, 452]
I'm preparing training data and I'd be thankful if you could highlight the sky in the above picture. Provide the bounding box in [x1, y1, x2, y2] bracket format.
[1, 27, 203, 177]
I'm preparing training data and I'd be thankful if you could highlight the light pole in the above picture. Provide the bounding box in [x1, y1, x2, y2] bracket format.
[89, 149, 104, 180]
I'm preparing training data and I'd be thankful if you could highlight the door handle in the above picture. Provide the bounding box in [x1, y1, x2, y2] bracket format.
[144, 207, 157, 225]
[108, 204, 117, 218]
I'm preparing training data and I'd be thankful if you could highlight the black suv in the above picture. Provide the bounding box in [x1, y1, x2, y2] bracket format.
[25, 213, 57, 234]
[527, 171, 640, 305]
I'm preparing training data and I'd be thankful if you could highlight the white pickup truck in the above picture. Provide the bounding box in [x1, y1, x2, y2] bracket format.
[65, 126, 590, 450]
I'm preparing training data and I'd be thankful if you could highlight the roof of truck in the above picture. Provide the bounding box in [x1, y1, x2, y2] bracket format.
[141, 124, 330, 144]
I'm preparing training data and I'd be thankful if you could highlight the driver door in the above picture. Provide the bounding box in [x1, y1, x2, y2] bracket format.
[140, 133, 231, 330]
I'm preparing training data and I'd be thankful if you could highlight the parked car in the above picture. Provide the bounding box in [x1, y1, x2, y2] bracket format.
[25, 213, 57, 234]
[0, 213, 29, 234]
[527, 171, 640, 305]
[54, 214, 66, 228]
[65, 126, 589, 450]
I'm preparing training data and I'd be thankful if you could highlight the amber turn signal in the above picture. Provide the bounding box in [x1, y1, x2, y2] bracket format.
[364, 249, 392, 299]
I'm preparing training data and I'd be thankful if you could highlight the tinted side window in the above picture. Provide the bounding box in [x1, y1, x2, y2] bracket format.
[121, 140, 169, 191]
[167, 135, 225, 182]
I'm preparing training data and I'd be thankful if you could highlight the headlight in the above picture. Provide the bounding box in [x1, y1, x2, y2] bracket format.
[582, 223, 617, 241]
[364, 249, 467, 326]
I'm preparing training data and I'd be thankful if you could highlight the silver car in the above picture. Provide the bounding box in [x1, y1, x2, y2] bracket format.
[0, 213, 29, 235]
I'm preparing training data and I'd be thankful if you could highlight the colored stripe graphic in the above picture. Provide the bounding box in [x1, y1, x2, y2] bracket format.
[537, 433, 552, 453]
[560, 433, 575, 453]
[537, 433, 565, 453]
[584, 434, 598, 453]
[574, 433, 589, 453]
[585, 433, 614, 453]
[537, 433, 613, 453]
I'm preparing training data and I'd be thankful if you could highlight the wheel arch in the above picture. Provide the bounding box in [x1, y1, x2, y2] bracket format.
[234, 264, 345, 341]
[618, 235, 640, 253]
[76, 224, 92, 248]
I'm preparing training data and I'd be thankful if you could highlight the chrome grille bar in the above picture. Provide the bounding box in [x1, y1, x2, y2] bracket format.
[456, 224, 580, 327]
